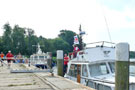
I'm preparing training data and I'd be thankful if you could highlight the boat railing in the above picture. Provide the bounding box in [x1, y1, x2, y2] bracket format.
[81, 77, 115, 85]
[68, 50, 84, 60]
[86, 41, 115, 48]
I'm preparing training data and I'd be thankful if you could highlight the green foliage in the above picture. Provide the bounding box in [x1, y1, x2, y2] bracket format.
[0, 23, 135, 59]
[58, 30, 76, 52]
[53, 37, 70, 54]
[0, 23, 39, 56]
[2, 23, 13, 53]
[38, 36, 54, 53]
[11, 25, 26, 55]
[52, 57, 57, 64]
[25, 29, 38, 56]
[0, 23, 78, 57]
[0, 37, 3, 52]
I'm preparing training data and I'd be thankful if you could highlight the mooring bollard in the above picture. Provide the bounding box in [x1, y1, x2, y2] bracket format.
[47, 52, 52, 69]
[115, 43, 129, 90]
[57, 50, 64, 77]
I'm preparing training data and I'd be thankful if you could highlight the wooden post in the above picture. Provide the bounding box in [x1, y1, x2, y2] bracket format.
[47, 52, 52, 69]
[57, 50, 64, 77]
[115, 43, 129, 90]
[77, 65, 81, 83]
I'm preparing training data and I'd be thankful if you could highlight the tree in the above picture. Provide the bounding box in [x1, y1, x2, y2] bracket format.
[11, 25, 26, 55]
[53, 37, 70, 54]
[2, 23, 13, 54]
[25, 28, 38, 56]
[58, 30, 77, 52]
[1, 23, 83, 57]
[0, 37, 3, 52]
[38, 36, 54, 53]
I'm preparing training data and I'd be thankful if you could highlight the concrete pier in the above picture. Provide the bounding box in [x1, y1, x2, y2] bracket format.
[0, 62, 94, 90]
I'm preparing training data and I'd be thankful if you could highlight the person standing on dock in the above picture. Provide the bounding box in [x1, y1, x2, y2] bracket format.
[17, 53, 23, 63]
[0, 52, 5, 66]
[6, 51, 14, 68]
[64, 54, 69, 74]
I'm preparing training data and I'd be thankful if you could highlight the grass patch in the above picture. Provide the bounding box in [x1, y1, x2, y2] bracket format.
[33, 82, 37, 85]
[8, 83, 32, 87]
[19, 64, 26, 68]
[8, 84, 18, 87]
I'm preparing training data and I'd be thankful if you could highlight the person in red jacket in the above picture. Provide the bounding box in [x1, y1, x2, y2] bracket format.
[6, 51, 14, 68]
[64, 54, 69, 74]
[73, 44, 80, 58]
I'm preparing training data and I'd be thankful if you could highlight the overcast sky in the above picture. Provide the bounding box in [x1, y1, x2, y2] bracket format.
[0, 0, 135, 50]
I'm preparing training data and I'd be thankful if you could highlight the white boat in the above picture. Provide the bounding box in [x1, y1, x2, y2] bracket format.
[30, 44, 47, 69]
[65, 41, 135, 90]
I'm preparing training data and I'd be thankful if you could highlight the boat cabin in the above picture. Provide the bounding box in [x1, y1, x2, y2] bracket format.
[65, 41, 135, 90]
[30, 44, 47, 69]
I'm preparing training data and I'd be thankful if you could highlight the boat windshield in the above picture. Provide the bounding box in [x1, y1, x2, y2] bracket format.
[34, 56, 38, 59]
[89, 63, 109, 77]
[108, 62, 135, 75]
[39, 56, 44, 60]
[130, 65, 135, 75]
[130, 64, 135, 75]
[108, 62, 115, 73]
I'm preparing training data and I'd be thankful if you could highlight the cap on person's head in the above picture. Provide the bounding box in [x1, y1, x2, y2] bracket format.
[8, 50, 11, 53]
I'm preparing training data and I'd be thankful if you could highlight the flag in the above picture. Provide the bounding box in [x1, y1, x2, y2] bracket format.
[74, 35, 79, 44]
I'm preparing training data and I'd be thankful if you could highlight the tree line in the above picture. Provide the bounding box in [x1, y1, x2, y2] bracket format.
[0, 23, 78, 57]
[0, 23, 134, 58]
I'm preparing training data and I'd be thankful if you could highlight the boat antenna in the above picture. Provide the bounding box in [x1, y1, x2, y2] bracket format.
[79, 24, 86, 50]
[99, 0, 112, 42]
[103, 14, 112, 42]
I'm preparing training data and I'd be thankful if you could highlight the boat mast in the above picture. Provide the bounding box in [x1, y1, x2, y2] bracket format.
[79, 24, 83, 50]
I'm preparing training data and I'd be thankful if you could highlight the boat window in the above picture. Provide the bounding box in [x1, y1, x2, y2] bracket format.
[98, 84, 112, 90]
[68, 64, 77, 77]
[108, 62, 135, 75]
[108, 62, 115, 73]
[82, 65, 88, 77]
[87, 81, 95, 89]
[34, 56, 38, 59]
[130, 65, 135, 75]
[39, 56, 44, 60]
[89, 63, 109, 77]
[130, 84, 135, 90]
[45, 56, 47, 58]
